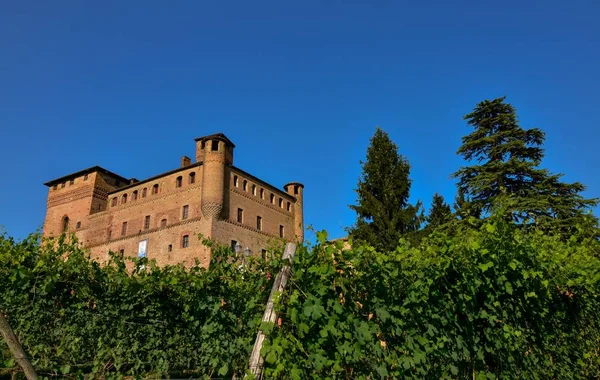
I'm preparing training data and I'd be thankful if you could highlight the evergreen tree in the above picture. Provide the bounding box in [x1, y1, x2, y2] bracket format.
[427, 193, 453, 230]
[452, 97, 597, 231]
[348, 128, 422, 251]
[453, 188, 482, 221]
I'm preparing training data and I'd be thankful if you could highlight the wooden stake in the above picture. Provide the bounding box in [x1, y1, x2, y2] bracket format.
[0, 307, 38, 380]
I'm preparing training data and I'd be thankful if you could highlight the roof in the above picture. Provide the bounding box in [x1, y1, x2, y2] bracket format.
[194, 133, 235, 148]
[44, 166, 129, 187]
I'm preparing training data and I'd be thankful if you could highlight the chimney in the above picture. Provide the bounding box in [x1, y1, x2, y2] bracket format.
[181, 156, 191, 168]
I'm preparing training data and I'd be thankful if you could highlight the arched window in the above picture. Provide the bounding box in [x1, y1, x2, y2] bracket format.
[62, 216, 69, 232]
[252, 184, 257, 195]
[132, 190, 138, 201]
[287, 202, 291, 212]
[278, 198, 283, 208]
[176, 176, 183, 188]
[142, 188, 147, 198]
[122, 194, 127, 204]
[111, 197, 118, 207]
[160, 218, 167, 227]
[76, 221, 81, 229]
[233, 175, 239, 187]
[270, 194, 275, 204]
[260, 189, 264, 199]
[152, 184, 159, 195]
[243, 180, 248, 191]
[189, 172, 196, 184]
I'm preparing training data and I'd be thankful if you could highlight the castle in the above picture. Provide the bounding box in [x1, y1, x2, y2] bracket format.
[42, 133, 304, 266]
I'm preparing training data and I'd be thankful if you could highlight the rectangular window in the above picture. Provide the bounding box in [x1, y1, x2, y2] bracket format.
[231, 240, 237, 252]
[121, 222, 127, 236]
[256, 216, 262, 231]
[182, 205, 189, 220]
[119, 249, 124, 257]
[279, 225, 284, 238]
[138, 239, 148, 258]
[262, 249, 267, 260]
[237, 208, 243, 223]
[144, 215, 150, 229]
[168, 244, 172, 252]
[182, 235, 189, 248]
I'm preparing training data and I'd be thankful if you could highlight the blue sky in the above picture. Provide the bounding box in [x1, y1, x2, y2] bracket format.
[1, 1, 598, 242]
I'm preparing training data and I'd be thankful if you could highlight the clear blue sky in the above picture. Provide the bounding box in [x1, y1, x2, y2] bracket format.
[1, 1, 598, 242]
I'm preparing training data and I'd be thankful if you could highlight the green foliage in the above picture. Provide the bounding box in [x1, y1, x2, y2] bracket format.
[0, 233, 279, 379]
[348, 128, 423, 251]
[452, 97, 598, 233]
[262, 216, 600, 379]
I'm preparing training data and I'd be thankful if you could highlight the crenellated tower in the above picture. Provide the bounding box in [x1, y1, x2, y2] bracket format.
[284, 182, 304, 243]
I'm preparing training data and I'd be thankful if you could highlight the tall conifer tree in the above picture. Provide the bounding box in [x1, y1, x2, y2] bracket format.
[348, 128, 422, 251]
[427, 193, 453, 230]
[453, 97, 597, 230]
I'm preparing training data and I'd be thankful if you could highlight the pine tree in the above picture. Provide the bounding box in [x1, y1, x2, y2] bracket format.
[427, 193, 453, 230]
[348, 128, 423, 251]
[452, 97, 597, 231]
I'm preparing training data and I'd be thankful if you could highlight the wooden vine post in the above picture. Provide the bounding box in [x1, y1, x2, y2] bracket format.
[0, 307, 38, 380]
[248, 242, 297, 379]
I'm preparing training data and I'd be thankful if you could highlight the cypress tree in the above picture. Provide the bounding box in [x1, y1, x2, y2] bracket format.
[452, 97, 597, 231]
[348, 128, 422, 251]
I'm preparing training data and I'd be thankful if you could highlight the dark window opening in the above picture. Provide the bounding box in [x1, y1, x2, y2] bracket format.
[76, 221, 81, 229]
[122, 194, 127, 204]
[211, 140, 219, 151]
[168, 244, 173, 252]
[233, 175, 238, 187]
[161, 218, 167, 227]
[257, 216, 262, 231]
[287, 202, 291, 211]
[152, 184, 159, 195]
[231, 240, 237, 252]
[111, 198, 118, 207]
[119, 249, 124, 257]
[182, 235, 189, 248]
[142, 188, 147, 198]
[270, 194, 275, 204]
[243, 180, 247, 191]
[62, 216, 69, 232]
[252, 184, 257, 195]
[69, 179, 74, 186]
[176, 176, 183, 188]
[294, 185, 299, 195]
[132, 190, 138, 200]
[262, 249, 267, 260]
[201, 140, 205, 149]
[121, 222, 127, 236]
[144, 215, 150, 229]
[278, 198, 283, 208]
[237, 208, 243, 223]
[61, 182, 66, 188]
[260, 189, 264, 199]
[189, 172, 196, 184]
[279, 225, 284, 238]
[182, 205, 189, 220]
[53, 185, 58, 190]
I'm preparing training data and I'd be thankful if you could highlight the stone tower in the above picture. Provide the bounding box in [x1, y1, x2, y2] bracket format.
[284, 182, 304, 243]
[197, 133, 235, 220]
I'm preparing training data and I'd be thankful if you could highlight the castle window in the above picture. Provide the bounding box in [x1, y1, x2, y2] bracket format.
[182, 235, 189, 248]
[152, 184, 159, 195]
[233, 176, 239, 187]
[252, 184, 257, 195]
[243, 180, 248, 191]
[53, 185, 57, 190]
[270, 194, 275, 204]
[237, 208, 243, 223]
[231, 240, 237, 251]
[142, 188, 147, 198]
[76, 221, 81, 229]
[294, 185, 299, 195]
[108, 230, 112, 239]
[201, 140, 206, 149]
[121, 222, 127, 236]
[182, 205, 189, 220]
[176, 176, 183, 188]
[61, 182, 66, 188]
[211, 140, 219, 151]
[260, 189, 264, 199]
[144, 215, 150, 229]
[119, 249, 124, 257]
[160, 218, 167, 227]
[84, 174, 89, 181]
[189, 172, 196, 184]
[122, 194, 127, 204]
[132, 190, 138, 201]
[168, 244, 172, 252]
[262, 249, 267, 260]
[61, 216, 69, 232]
[287, 202, 291, 211]
[278, 198, 283, 208]
[257, 216, 262, 231]
[111, 198, 118, 207]
[69, 179, 74, 186]
[279, 225, 284, 238]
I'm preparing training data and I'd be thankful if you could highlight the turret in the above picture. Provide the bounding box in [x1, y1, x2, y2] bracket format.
[196, 133, 235, 219]
[284, 182, 304, 243]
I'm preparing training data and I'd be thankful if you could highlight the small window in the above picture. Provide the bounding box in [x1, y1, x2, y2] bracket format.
[257, 216, 262, 231]
[61, 216, 68, 232]
[243, 180, 248, 191]
[144, 215, 150, 229]
[121, 222, 127, 236]
[211, 140, 219, 151]
[252, 184, 257, 195]
[122, 194, 127, 204]
[176, 176, 183, 188]
[201, 140, 205, 149]
[119, 249, 124, 257]
[76, 221, 81, 229]
[260, 189, 264, 199]
[270, 194, 275, 204]
[182, 235, 190, 248]
[168, 244, 173, 252]
[69, 179, 74, 186]
[132, 190, 138, 201]
[84, 174, 89, 181]
[61, 182, 66, 188]
[262, 249, 267, 260]
[152, 184, 159, 195]
[53, 185, 58, 190]
[231, 240, 237, 251]
[111, 198, 118, 207]
[160, 218, 167, 227]
[294, 185, 299, 195]
[287, 202, 291, 211]
[182, 205, 189, 220]
[237, 208, 243, 223]
[233, 175, 239, 187]
[108, 230, 112, 239]
[142, 188, 147, 198]
[279, 225, 284, 238]
[189, 172, 196, 184]
[278, 198, 283, 208]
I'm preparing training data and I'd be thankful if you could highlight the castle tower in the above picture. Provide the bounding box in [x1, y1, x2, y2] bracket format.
[284, 182, 304, 243]
[197, 133, 235, 220]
